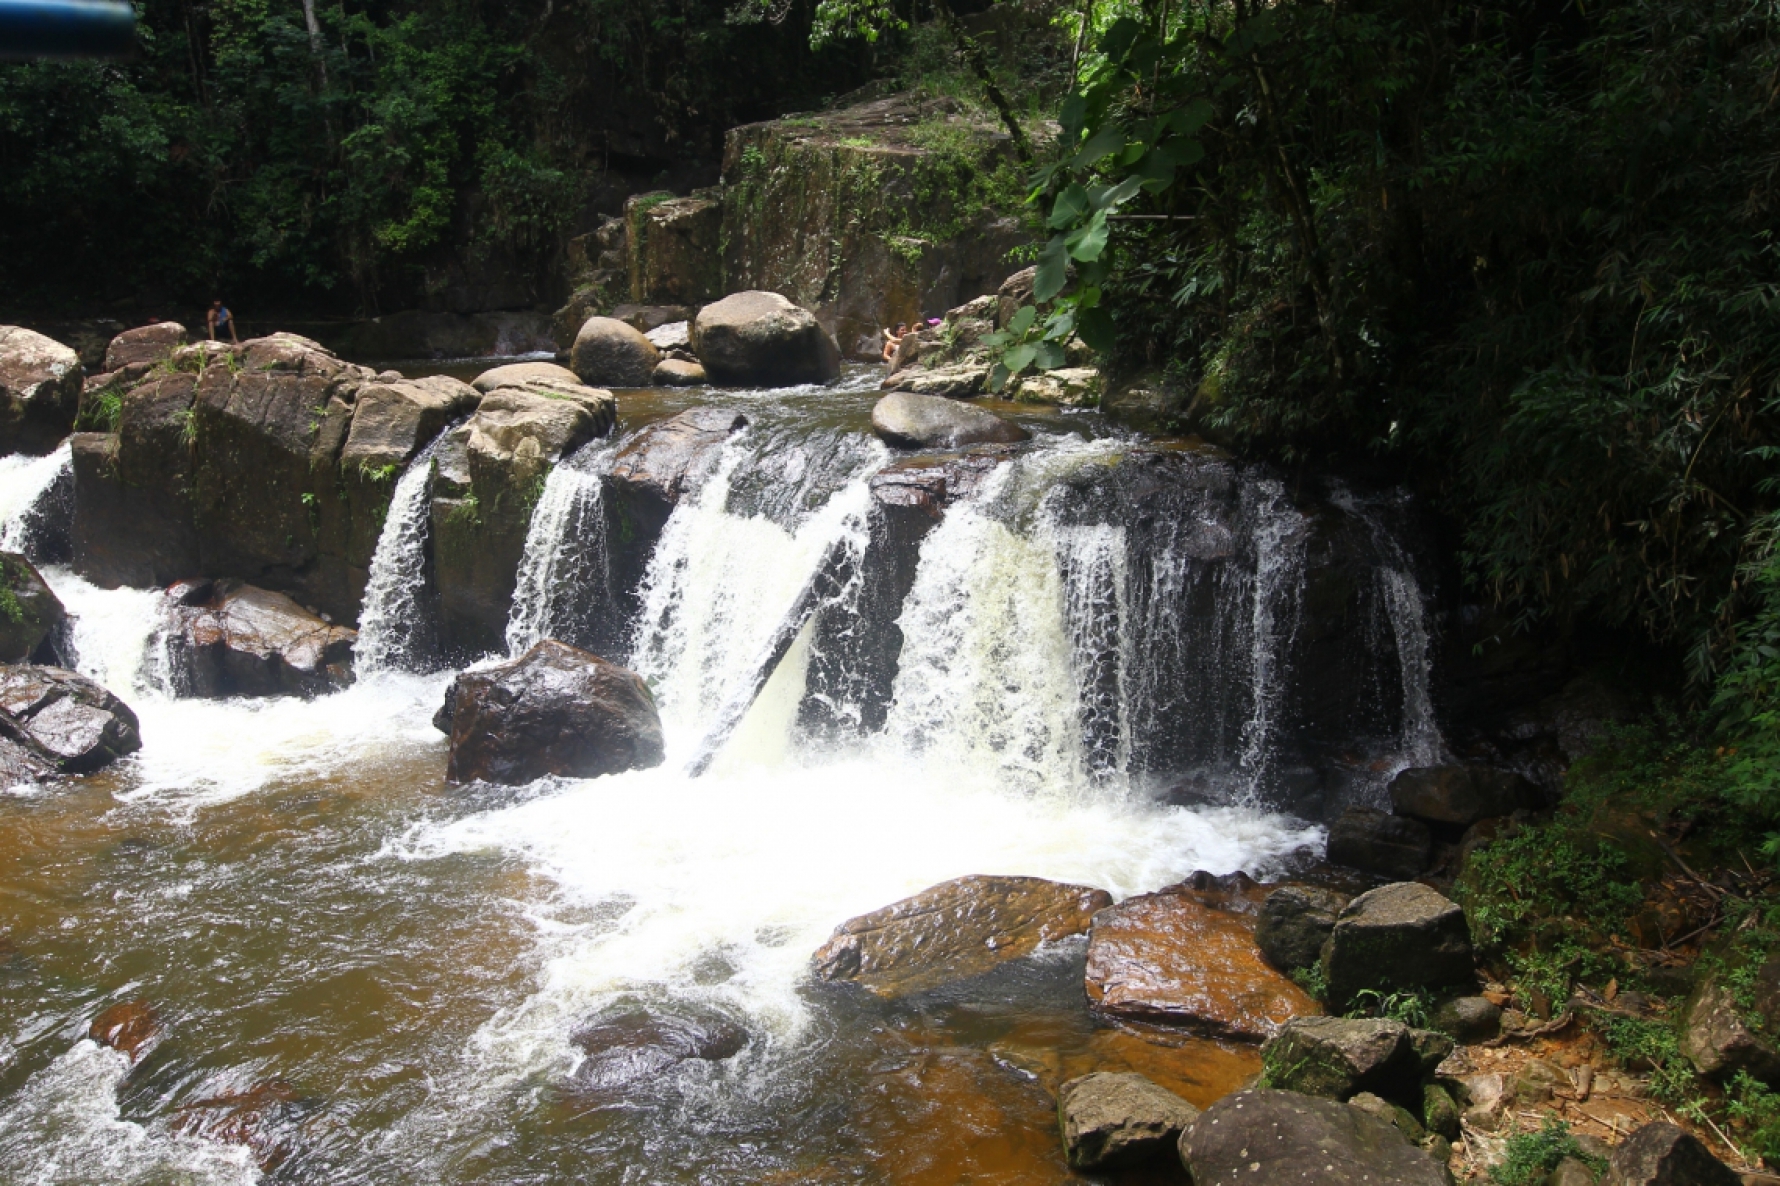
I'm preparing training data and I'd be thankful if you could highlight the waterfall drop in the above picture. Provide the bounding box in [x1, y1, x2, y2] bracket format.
[356, 433, 449, 674]
[0, 439, 73, 561]
[505, 441, 618, 658]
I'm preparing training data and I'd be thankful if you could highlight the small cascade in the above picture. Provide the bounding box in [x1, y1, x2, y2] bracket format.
[356, 434, 450, 674]
[1053, 521, 1131, 781]
[0, 439, 73, 561]
[1333, 487, 1447, 767]
[504, 441, 618, 658]
[1234, 480, 1308, 796]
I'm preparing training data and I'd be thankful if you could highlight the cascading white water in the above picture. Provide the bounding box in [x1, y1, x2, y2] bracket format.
[356, 434, 450, 674]
[505, 442, 617, 657]
[1054, 521, 1132, 780]
[1331, 487, 1447, 767]
[1235, 481, 1308, 796]
[0, 439, 71, 554]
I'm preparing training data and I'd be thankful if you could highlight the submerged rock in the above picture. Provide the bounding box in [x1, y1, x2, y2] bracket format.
[1389, 764, 1539, 827]
[692, 291, 841, 387]
[0, 326, 82, 455]
[1057, 1071, 1199, 1170]
[1321, 882, 1475, 1008]
[171, 1080, 311, 1172]
[0, 665, 140, 773]
[569, 1004, 746, 1094]
[570, 316, 661, 388]
[1180, 1090, 1448, 1186]
[161, 579, 358, 698]
[1083, 883, 1319, 1040]
[0, 552, 67, 664]
[871, 391, 1029, 450]
[811, 874, 1112, 995]
[1606, 1122, 1739, 1186]
[439, 639, 664, 785]
[88, 1000, 160, 1062]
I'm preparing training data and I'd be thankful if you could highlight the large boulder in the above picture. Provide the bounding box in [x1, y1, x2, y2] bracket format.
[871, 391, 1029, 450]
[1389, 764, 1539, 827]
[1083, 883, 1320, 1040]
[1255, 885, 1349, 975]
[570, 317, 661, 388]
[1605, 1123, 1740, 1186]
[1679, 951, 1780, 1083]
[0, 326, 82, 454]
[161, 579, 357, 698]
[1180, 1090, 1449, 1186]
[1326, 806, 1433, 880]
[626, 193, 722, 306]
[0, 665, 140, 773]
[103, 322, 187, 376]
[431, 390, 614, 656]
[1321, 882, 1475, 1008]
[1057, 1071, 1199, 1170]
[0, 553, 66, 663]
[437, 639, 664, 784]
[811, 875, 1112, 995]
[691, 291, 841, 387]
[1260, 1016, 1449, 1101]
[338, 375, 479, 473]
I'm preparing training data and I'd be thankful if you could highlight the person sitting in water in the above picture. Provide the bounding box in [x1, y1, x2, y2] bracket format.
[207, 299, 238, 343]
[881, 322, 909, 363]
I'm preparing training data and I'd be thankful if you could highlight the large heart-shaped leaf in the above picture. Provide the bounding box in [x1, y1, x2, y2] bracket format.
[1034, 236, 1071, 303]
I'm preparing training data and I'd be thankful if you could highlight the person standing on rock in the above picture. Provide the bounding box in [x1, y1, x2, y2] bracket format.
[207, 299, 238, 343]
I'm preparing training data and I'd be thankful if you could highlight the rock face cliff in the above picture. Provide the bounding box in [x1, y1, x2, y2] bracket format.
[718, 94, 1034, 359]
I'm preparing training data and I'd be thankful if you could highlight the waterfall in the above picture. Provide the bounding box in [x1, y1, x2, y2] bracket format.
[356, 434, 449, 674]
[505, 441, 618, 658]
[629, 430, 884, 756]
[0, 439, 73, 560]
[1054, 521, 1132, 781]
[1235, 480, 1308, 796]
[1332, 486, 1447, 767]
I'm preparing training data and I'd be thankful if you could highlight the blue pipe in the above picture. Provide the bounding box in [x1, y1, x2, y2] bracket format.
[0, 1, 136, 61]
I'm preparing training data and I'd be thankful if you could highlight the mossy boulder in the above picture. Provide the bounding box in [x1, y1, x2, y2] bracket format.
[0, 553, 65, 663]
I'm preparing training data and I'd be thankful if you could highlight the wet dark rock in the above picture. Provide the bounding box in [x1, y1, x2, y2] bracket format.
[1321, 882, 1475, 1009]
[1256, 885, 1349, 975]
[162, 580, 357, 698]
[1433, 995, 1503, 1043]
[328, 309, 554, 361]
[1180, 1090, 1449, 1186]
[612, 304, 694, 334]
[1423, 1082, 1461, 1139]
[1260, 1016, 1447, 1101]
[811, 874, 1111, 996]
[1349, 1090, 1427, 1143]
[653, 358, 707, 386]
[0, 552, 66, 663]
[339, 375, 479, 471]
[870, 391, 1029, 449]
[568, 1004, 746, 1094]
[1605, 1123, 1740, 1186]
[171, 1080, 312, 1172]
[1389, 764, 1540, 827]
[691, 291, 841, 387]
[0, 665, 140, 773]
[441, 640, 664, 785]
[626, 193, 721, 307]
[0, 326, 82, 455]
[89, 1000, 160, 1062]
[1084, 882, 1320, 1040]
[1057, 1071, 1199, 1170]
[1326, 806, 1433, 880]
[1679, 953, 1780, 1083]
[570, 316, 661, 388]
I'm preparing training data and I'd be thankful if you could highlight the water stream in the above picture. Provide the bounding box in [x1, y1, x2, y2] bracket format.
[0, 386, 1446, 1182]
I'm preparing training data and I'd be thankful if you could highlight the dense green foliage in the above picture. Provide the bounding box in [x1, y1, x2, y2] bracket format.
[0, 0, 866, 314]
[1490, 1118, 1605, 1186]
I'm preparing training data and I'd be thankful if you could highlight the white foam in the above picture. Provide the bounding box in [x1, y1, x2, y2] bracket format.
[0, 440, 71, 552]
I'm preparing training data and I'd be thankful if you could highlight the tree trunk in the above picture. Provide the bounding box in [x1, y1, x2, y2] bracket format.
[300, 0, 329, 89]
[930, 0, 1033, 162]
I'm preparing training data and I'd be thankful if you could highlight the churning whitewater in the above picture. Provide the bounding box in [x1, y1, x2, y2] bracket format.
[0, 397, 1453, 1183]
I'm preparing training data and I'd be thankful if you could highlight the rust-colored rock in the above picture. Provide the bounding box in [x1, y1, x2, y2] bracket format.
[171, 1080, 308, 1171]
[1084, 882, 1320, 1040]
[88, 1000, 160, 1062]
[812, 874, 1112, 996]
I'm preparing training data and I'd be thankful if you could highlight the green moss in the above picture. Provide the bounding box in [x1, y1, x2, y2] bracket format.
[0, 579, 25, 626]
